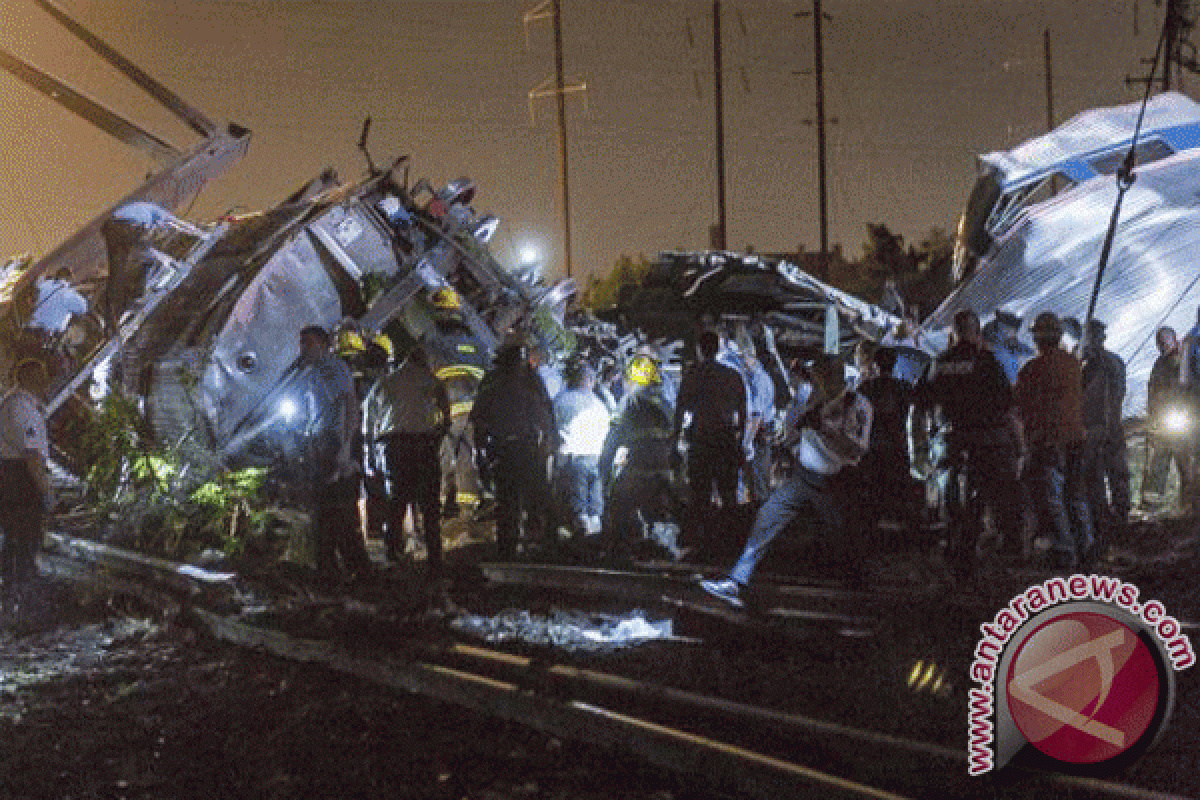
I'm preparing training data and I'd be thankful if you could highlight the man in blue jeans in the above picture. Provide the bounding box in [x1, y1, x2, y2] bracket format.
[701, 354, 872, 606]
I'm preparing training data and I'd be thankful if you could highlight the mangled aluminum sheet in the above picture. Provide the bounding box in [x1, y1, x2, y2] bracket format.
[932, 138, 1200, 419]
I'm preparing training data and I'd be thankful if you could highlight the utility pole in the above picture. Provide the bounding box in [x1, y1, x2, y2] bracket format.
[1044, 29, 1055, 132]
[798, 1, 831, 282]
[1163, 0, 1182, 90]
[1044, 29, 1058, 195]
[713, 0, 727, 251]
[552, 0, 572, 279]
[525, 1, 586, 280]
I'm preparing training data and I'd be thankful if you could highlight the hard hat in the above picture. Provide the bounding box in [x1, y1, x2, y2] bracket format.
[374, 332, 394, 358]
[626, 355, 661, 387]
[432, 287, 461, 311]
[336, 328, 365, 356]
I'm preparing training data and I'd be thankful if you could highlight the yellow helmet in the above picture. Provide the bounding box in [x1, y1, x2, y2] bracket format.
[374, 331, 393, 357]
[625, 354, 661, 387]
[335, 328, 365, 356]
[432, 287, 461, 311]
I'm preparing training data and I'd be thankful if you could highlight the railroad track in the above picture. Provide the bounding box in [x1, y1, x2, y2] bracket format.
[30, 532, 1196, 800]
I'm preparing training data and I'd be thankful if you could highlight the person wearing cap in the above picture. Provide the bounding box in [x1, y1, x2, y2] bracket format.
[598, 354, 678, 562]
[296, 325, 373, 585]
[673, 330, 747, 557]
[1081, 319, 1130, 550]
[0, 359, 52, 614]
[917, 310, 1024, 576]
[1015, 312, 1095, 571]
[553, 360, 611, 537]
[700, 353, 872, 606]
[362, 345, 451, 588]
[1144, 327, 1191, 510]
[469, 337, 556, 559]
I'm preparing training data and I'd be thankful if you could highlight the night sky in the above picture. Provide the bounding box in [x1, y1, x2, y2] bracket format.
[0, 0, 1172, 284]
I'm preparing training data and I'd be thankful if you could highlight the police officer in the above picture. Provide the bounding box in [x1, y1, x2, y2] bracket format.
[673, 330, 746, 556]
[919, 310, 1024, 575]
[469, 337, 556, 559]
[599, 354, 678, 562]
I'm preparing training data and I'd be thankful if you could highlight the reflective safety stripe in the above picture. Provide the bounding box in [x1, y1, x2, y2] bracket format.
[437, 365, 485, 381]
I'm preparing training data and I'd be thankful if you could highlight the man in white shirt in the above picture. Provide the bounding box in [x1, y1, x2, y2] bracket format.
[553, 361, 611, 537]
[0, 359, 52, 609]
[702, 354, 872, 606]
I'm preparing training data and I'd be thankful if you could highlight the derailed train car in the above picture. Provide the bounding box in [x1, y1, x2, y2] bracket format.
[931, 91, 1200, 419]
[102, 166, 556, 473]
[0, 0, 571, 484]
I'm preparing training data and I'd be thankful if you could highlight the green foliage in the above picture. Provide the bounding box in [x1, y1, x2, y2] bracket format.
[79, 393, 276, 561]
[581, 254, 651, 310]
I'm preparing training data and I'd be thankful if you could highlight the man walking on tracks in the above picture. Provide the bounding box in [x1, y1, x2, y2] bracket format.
[700, 354, 871, 607]
[918, 310, 1024, 576]
[0, 359, 53, 616]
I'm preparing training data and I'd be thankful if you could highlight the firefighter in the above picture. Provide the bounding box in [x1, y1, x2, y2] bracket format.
[426, 287, 489, 519]
[598, 354, 678, 563]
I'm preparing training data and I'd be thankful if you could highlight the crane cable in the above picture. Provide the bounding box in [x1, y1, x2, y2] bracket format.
[1084, 8, 1173, 331]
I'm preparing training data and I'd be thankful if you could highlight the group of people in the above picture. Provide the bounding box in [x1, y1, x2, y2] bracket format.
[231, 299, 1200, 606]
[701, 307, 1140, 607]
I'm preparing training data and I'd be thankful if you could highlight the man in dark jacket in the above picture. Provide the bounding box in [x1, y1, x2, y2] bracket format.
[673, 330, 746, 555]
[1081, 319, 1130, 549]
[469, 338, 556, 559]
[297, 325, 373, 585]
[1143, 326, 1191, 510]
[858, 346, 916, 529]
[918, 310, 1024, 575]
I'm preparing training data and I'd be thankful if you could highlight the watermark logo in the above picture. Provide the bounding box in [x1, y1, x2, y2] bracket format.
[968, 575, 1192, 777]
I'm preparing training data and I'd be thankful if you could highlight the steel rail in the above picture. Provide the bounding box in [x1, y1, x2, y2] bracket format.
[193, 608, 910, 800]
[38, 534, 1198, 800]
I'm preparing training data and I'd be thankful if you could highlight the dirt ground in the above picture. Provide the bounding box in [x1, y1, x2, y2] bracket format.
[0, 579, 725, 800]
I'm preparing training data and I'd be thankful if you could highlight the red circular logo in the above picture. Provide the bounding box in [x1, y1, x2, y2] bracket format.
[1006, 612, 1161, 765]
